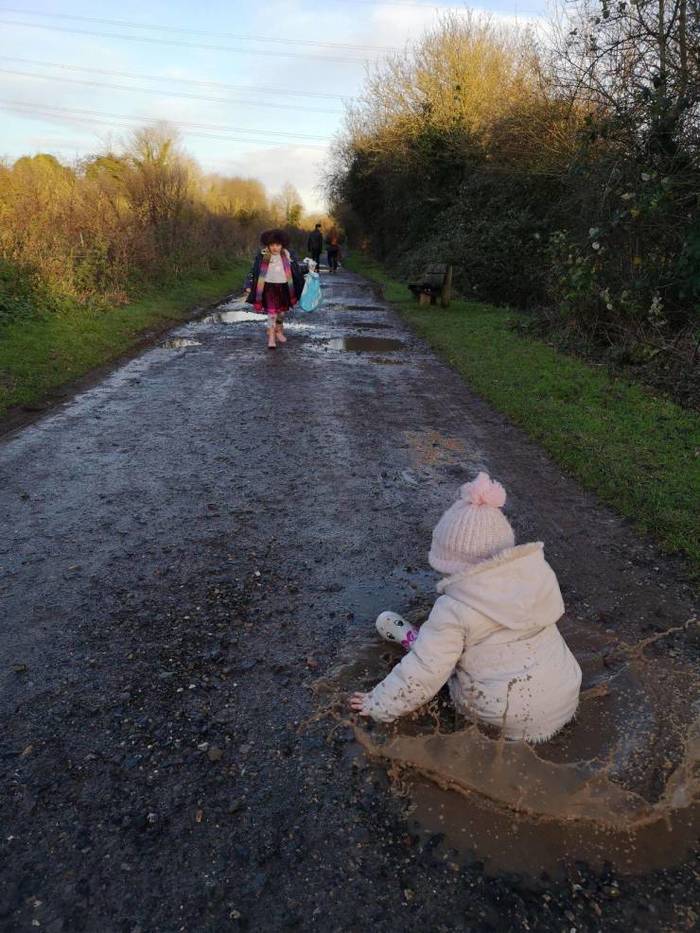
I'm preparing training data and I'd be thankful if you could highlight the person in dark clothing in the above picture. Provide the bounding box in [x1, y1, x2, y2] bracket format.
[307, 223, 323, 270]
[326, 229, 342, 274]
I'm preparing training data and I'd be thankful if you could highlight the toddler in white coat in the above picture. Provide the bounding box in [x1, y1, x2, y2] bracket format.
[350, 472, 582, 743]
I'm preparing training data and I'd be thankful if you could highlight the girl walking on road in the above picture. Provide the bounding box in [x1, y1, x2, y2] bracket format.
[350, 472, 582, 743]
[244, 229, 303, 350]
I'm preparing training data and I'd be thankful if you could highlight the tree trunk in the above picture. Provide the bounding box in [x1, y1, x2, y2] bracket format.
[441, 265, 453, 308]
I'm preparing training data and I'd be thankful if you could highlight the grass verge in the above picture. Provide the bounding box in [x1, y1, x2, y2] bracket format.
[346, 253, 700, 572]
[0, 261, 248, 419]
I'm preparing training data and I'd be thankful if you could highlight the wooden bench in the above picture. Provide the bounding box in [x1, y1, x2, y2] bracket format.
[408, 264, 453, 308]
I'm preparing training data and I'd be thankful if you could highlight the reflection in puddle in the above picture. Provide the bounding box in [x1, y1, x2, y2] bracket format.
[318, 619, 700, 876]
[203, 309, 267, 324]
[327, 337, 405, 352]
[323, 308, 387, 314]
[285, 321, 320, 331]
[203, 308, 319, 333]
[352, 322, 392, 330]
[161, 338, 201, 349]
[325, 302, 387, 312]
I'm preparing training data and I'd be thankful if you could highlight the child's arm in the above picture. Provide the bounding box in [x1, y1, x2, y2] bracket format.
[355, 597, 465, 722]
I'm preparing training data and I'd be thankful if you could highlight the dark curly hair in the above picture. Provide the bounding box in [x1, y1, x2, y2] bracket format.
[260, 228, 290, 248]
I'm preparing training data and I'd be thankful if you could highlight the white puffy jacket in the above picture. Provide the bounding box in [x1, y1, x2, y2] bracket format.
[362, 542, 582, 743]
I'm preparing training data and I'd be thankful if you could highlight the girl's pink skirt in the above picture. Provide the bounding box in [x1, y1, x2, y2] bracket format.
[262, 282, 290, 317]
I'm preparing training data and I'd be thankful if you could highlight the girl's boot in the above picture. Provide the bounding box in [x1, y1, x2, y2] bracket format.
[375, 611, 418, 650]
[275, 317, 287, 344]
[267, 325, 276, 350]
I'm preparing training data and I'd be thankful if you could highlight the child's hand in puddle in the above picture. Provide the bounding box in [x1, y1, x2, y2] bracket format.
[349, 692, 370, 715]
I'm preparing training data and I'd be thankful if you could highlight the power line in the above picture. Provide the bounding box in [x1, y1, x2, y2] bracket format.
[313, 0, 545, 14]
[0, 8, 401, 52]
[270, 0, 539, 8]
[1, 99, 331, 142]
[5, 111, 328, 151]
[0, 56, 348, 102]
[322, 0, 461, 5]
[1, 100, 331, 149]
[0, 19, 383, 65]
[0, 68, 345, 118]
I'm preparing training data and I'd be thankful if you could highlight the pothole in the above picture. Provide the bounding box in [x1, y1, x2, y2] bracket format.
[404, 430, 466, 467]
[326, 337, 405, 353]
[325, 302, 386, 312]
[161, 338, 202, 349]
[203, 310, 267, 324]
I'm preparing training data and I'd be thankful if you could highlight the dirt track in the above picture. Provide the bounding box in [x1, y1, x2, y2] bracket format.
[1, 269, 697, 931]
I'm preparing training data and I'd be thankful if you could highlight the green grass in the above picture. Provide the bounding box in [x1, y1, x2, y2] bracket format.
[347, 253, 700, 571]
[0, 261, 248, 417]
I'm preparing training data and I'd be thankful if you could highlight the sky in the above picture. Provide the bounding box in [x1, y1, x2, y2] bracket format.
[0, 0, 549, 212]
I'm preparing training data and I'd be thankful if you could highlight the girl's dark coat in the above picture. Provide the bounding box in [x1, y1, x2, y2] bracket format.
[244, 250, 306, 306]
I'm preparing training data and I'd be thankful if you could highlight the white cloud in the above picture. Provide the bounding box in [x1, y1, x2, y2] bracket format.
[0, 2, 550, 198]
[201, 143, 330, 212]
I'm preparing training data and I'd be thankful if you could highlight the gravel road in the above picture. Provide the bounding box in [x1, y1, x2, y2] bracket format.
[1, 269, 697, 932]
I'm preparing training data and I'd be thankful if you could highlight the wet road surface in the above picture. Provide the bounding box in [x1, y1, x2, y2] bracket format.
[1, 269, 698, 931]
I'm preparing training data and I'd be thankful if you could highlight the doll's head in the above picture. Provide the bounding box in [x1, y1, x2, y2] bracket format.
[428, 472, 515, 574]
[261, 228, 289, 254]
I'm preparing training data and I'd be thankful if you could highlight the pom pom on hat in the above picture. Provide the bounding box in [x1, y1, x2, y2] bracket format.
[459, 472, 506, 509]
[429, 471, 514, 575]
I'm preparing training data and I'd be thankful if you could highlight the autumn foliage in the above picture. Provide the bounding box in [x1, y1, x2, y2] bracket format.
[0, 124, 305, 324]
[328, 4, 699, 400]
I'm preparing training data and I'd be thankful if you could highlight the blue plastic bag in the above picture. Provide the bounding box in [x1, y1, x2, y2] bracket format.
[298, 271, 322, 313]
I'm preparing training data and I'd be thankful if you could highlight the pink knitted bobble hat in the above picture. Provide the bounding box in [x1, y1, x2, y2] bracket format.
[428, 472, 515, 575]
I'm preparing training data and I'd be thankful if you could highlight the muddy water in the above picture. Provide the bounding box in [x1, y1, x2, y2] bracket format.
[202, 308, 319, 332]
[404, 429, 466, 467]
[203, 309, 267, 324]
[352, 322, 392, 330]
[327, 336, 405, 352]
[320, 617, 700, 876]
[323, 300, 386, 312]
[161, 337, 202, 349]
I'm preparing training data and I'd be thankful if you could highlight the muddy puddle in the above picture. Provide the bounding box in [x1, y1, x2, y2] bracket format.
[325, 302, 387, 312]
[161, 338, 202, 349]
[318, 616, 700, 876]
[352, 322, 392, 330]
[203, 309, 267, 324]
[326, 337, 405, 353]
[203, 308, 319, 333]
[404, 429, 467, 468]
